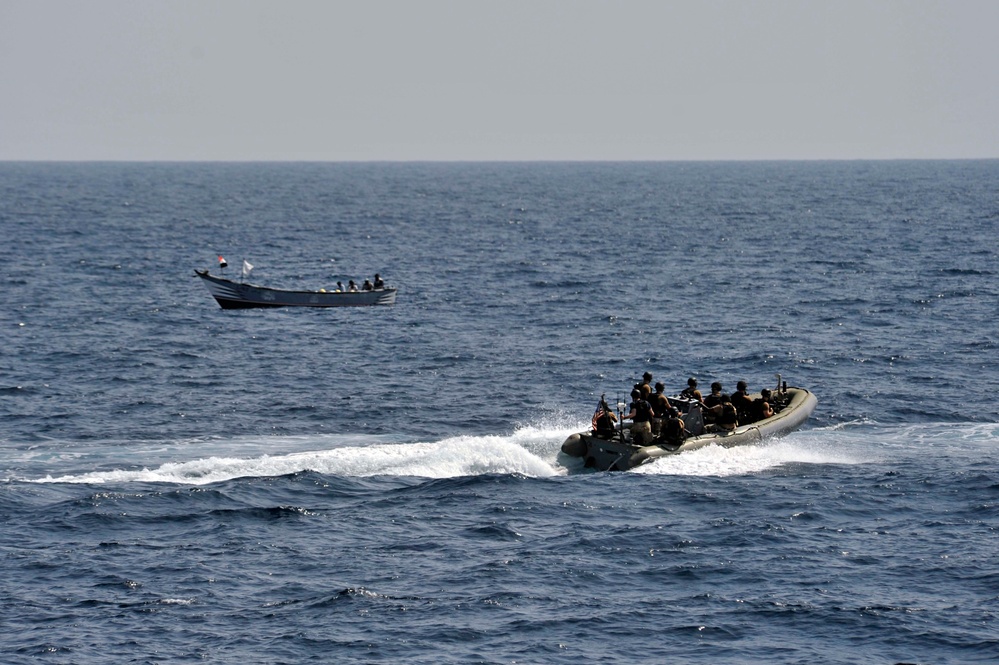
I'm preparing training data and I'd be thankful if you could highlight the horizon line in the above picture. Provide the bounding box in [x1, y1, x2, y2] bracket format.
[2, 156, 998, 164]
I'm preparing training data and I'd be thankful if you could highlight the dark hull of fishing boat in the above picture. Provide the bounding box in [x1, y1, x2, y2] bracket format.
[561, 387, 817, 472]
[195, 270, 397, 309]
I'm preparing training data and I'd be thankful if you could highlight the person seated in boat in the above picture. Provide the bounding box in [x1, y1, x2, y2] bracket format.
[679, 377, 703, 403]
[731, 381, 754, 424]
[373, 273, 385, 290]
[348, 280, 359, 292]
[658, 406, 688, 449]
[591, 398, 618, 437]
[335, 281, 345, 293]
[751, 388, 775, 422]
[703, 382, 726, 409]
[362, 279, 374, 291]
[624, 389, 656, 445]
[701, 381, 727, 424]
[715, 395, 739, 433]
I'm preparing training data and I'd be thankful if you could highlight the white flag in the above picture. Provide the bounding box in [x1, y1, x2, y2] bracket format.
[242, 260, 254, 278]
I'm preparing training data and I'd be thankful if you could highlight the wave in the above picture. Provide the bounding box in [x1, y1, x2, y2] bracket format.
[23, 421, 999, 485]
[29, 424, 585, 485]
[633, 433, 874, 477]
[636, 421, 999, 477]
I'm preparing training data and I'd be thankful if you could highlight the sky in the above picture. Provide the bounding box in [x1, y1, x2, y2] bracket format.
[2, 0, 998, 161]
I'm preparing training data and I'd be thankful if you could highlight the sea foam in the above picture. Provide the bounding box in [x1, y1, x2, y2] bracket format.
[31, 426, 579, 485]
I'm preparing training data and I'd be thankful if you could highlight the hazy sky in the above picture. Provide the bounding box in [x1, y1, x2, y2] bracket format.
[2, 0, 997, 161]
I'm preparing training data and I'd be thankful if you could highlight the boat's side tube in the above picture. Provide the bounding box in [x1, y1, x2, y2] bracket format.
[561, 433, 586, 457]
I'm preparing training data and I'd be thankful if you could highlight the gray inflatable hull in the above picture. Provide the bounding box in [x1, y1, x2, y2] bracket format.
[562, 387, 817, 472]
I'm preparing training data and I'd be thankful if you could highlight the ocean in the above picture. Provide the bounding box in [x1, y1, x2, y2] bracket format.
[1, 161, 997, 664]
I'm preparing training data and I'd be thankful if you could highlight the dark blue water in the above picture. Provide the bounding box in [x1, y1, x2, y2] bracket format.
[2, 161, 998, 664]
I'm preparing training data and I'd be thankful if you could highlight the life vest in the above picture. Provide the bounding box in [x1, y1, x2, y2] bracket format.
[632, 400, 654, 423]
[732, 391, 753, 421]
[718, 404, 738, 430]
[704, 392, 725, 408]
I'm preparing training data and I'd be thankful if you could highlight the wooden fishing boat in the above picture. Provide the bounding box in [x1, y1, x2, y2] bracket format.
[195, 270, 397, 309]
[561, 383, 816, 472]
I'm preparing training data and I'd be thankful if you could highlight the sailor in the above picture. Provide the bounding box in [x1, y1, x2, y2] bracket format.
[362, 279, 373, 291]
[752, 388, 775, 421]
[679, 377, 703, 403]
[591, 397, 618, 437]
[651, 382, 670, 417]
[702, 381, 726, 423]
[348, 280, 359, 292]
[373, 273, 385, 290]
[731, 380, 754, 424]
[703, 382, 726, 409]
[623, 389, 655, 445]
[639, 371, 653, 391]
[649, 382, 669, 434]
[716, 395, 739, 433]
[659, 407, 688, 448]
[640, 383, 652, 400]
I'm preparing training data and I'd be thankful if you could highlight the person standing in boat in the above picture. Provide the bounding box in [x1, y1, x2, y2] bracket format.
[623, 388, 655, 445]
[638, 372, 653, 394]
[638, 383, 653, 401]
[650, 382, 670, 433]
[679, 377, 703, 403]
[630, 372, 650, 398]
[632, 372, 654, 404]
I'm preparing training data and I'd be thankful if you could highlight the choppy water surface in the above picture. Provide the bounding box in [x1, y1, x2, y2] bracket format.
[2, 161, 998, 664]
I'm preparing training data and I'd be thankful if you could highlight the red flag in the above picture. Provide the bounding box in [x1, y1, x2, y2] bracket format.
[217, 255, 228, 268]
